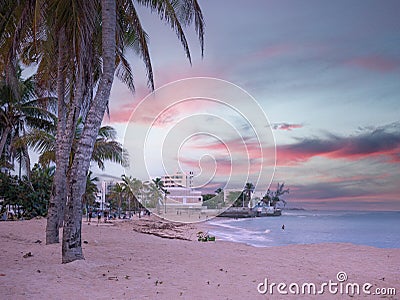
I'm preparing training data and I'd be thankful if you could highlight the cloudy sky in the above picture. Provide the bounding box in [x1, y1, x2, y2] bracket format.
[98, 0, 400, 210]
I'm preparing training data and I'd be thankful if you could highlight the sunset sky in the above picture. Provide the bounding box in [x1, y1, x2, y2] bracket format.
[98, 0, 400, 210]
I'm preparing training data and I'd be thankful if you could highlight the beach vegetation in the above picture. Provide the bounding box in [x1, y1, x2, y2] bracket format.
[107, 182, 124, 218]
[231, 182, 255, 207]
[0, 163, 54, 219]
[82, 171, 99, 217]
[22, 117, 128, 170]
[143, 181, 163, 209]
[262, 182, 289, 208]
[2, 0, 204, 263]
[0, 68, 57, 178]
[121, 175, 145, 217]
[202, 192, 224, 209]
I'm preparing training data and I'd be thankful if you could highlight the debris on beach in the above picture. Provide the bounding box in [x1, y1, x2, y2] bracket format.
[129, 219, 196, 241]
[23, 252, 33, 258]
[196, 231, 216, 242]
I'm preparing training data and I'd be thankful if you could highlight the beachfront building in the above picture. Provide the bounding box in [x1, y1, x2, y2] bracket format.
[161, 170, 194, 188]
[94, 181, 115, 211]
[161, 171, 203, 206]
[166, 187, 203, 205]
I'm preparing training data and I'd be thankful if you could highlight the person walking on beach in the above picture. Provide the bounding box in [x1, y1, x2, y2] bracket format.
[104, 211, 108, 223]
[88, 211, 92, 223]
[282, 224, 285, 230]
[97, 212, 101, 225]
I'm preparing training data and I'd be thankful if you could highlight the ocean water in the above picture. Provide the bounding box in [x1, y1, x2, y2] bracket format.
[206, 210, 400, 248]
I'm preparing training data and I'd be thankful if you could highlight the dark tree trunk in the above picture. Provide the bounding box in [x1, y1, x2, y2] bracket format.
[0, 126, 11, 158]
[62, 0, 116, 263]
[46, 27, 82, 244]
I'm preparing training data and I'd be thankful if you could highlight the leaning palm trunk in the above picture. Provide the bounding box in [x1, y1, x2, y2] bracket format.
[0, 126, 12, 158]
[46, 28, 80, 244]
[61, 0, 116, 263]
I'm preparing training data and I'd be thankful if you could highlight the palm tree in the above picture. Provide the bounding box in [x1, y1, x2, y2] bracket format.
[2, 0, 205, 263]
[108, 182, 124, 218]
[23, 118, 128, 169]
[152, 177, 164, 191]
[121, 175, 144, 218]
[82, 171, 99, 220]
[243, 182, 255, 207]
[0, 70, 56, 178]
[152, 177, 168, 213]
[144, 181, 163, 209]
[263, 183, 289, 208]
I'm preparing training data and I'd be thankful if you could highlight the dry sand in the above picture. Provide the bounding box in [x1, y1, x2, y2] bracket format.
[0, 217, 399, 299]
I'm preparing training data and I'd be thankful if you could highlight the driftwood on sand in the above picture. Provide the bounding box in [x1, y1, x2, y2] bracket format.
[127, 218, 198, 241]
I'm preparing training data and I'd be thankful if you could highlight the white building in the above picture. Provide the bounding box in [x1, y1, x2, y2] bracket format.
[161, 171, 202, 205]
[166, 187, 203, 205]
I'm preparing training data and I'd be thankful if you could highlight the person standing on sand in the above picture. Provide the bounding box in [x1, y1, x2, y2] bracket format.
[88, 211, 92, 223]
[97, 212, 101, 225]
[282, 224, 285, 230]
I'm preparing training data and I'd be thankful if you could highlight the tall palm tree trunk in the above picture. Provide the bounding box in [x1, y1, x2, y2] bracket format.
[46, 28, 80, 244]
[0, 126, 12, 158]
[62, 0, 116, 263]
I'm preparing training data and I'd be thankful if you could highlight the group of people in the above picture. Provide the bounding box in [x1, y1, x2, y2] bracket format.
[87, 209, 151, 224]
[88, 211, 108, 224]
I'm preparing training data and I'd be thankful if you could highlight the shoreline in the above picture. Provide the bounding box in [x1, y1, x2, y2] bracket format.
[1, 217, 399, 299]
[206, 211, 400, 249]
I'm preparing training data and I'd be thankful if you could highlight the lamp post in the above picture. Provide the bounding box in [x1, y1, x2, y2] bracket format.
[164, 189, 167, 214]
[128, 197, 131, 219]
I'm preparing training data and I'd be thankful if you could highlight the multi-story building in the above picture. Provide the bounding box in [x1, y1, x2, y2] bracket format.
[166, 187, 203, 205]
[161, 171, 202, 205]
[161, 170, 189, 188]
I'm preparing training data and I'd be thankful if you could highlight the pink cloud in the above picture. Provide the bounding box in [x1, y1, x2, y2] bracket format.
[276, 124, 400, 165]
[253, 44, 295, 60]
[190, 136, 268, 161]
[272, 123, 303, 131]
[107, 62, 226, 124]
[346, 55, 399, 72]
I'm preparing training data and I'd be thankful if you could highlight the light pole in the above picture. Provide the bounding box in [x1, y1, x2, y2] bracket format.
[164, 189, 167, 214]
[128, 197, 131, 218]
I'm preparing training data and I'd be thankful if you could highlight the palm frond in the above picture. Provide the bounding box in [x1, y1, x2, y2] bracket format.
[92, 139, 129, 170]
[122, 1, 154, 89]
[136, 0, 192, 64]
[115, 49, 135, 92]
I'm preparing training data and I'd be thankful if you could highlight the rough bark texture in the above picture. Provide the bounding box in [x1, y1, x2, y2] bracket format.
[45, 32, 65, 244]
[0, 126, 12, 158]
[62, 0, 116, 263]
[46, 28, 78, 244]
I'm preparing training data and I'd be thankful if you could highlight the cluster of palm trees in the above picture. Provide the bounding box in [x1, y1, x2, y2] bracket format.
[262, 182, 289, 208]
[0, 164, 54, 219]
[107, 176, 166, 218]
[1, 0, 204, 263]
[0, 68, 57, 178]
[230, 182, 289, 208]
[0, 68, 128, 218]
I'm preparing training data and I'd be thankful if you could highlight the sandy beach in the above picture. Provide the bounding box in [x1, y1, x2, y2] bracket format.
[0, 217, 399, 299]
